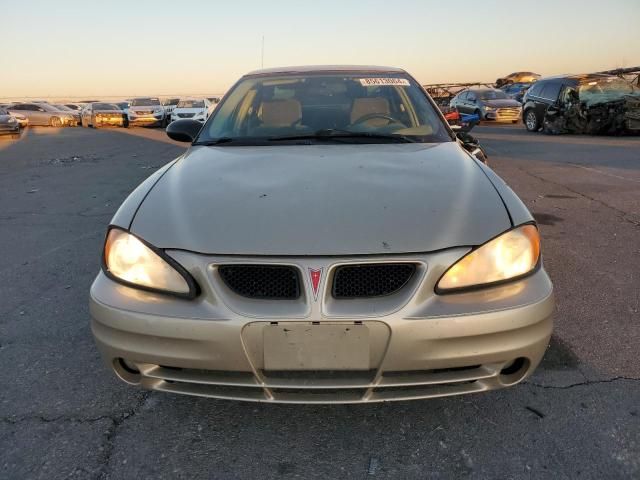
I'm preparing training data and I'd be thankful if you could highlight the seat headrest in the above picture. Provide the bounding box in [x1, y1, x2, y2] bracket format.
[350, 97, 390, 123]
[260, 99, 302, 127]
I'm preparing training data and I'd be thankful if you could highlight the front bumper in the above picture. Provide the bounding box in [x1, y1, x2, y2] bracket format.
[128, 114, 164, 127]
[90, 249, 554, 403]
[95, 116, 125, 127]
[484, 108, 522, 122]
[0, 123, 20, 135]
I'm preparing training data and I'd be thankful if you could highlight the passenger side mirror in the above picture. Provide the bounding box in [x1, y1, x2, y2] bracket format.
[166, 119, 202, 142]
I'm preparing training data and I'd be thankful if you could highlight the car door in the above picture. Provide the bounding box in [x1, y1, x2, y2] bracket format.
[464, 92, 478, 114]
[454, 92, 467, 113]
[23, 104, 46, 125]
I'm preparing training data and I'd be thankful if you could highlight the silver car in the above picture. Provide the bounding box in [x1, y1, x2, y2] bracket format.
[6, 102, 77, 127]
[90, 66, 553, 403]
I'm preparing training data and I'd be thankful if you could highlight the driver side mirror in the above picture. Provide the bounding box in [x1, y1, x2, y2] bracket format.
[166, 119, 202, 142]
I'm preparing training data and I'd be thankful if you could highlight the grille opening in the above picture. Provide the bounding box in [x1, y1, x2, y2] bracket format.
[382, 365, 481, 378]
[263, 370, 377, 381]
[218, 264, 300, 299]
[332, 263, 416, 298]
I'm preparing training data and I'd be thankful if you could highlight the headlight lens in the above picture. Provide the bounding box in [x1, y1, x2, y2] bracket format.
[484, 106, 495, 111]
[103, 228, 195, 296]
[437, 225, 540, 292]
[8, 117, 16, 123]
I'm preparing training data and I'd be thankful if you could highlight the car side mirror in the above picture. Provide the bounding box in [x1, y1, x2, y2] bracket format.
[166, 119, 202, 142]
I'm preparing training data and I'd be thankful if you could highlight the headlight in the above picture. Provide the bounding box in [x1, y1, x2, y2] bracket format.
[484, 106, 495, 111]
[8, 117, 16, 123]
[436, 224, 540, 293]
[103, 228, 197, 297]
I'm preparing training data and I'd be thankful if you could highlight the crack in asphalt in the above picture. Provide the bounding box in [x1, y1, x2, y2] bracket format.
[511, 163, 640, 228]
[525, 376, 640, 390]
[96, 391, 151, 480]
[1, 391, 152, 479]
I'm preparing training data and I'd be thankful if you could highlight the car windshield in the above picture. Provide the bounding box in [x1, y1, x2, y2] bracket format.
[54, 104, 73, 111]
[94, 103, 119, 110]
[579, 78, 638, 106]
[116, 103, 129, 109]
[0, 108, 8, 115]
[196, 72, 451, 145]
[130, 98, 160, 106]
[177, 99, 205, 108]
[478, 90, 508, 100]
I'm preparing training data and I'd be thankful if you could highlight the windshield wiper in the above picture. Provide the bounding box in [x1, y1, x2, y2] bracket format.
[268, 129, 416, 143]
[193, 137, 243, 146]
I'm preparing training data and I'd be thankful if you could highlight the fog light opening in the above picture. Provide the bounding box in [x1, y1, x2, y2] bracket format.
[113, 358, 141, 385]
[499, 357, 530, 385]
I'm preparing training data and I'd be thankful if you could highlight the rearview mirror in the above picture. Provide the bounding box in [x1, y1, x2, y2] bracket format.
[166, 119, 202, 143]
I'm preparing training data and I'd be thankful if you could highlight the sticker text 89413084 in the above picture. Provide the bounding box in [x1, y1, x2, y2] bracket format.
[359, 78, 410, 87]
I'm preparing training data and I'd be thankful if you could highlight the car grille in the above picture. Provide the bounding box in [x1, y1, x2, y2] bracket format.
[134, 110, 154, 115]
[177, 113, 195, 118]
[136, 362, 500, 403]
[218, 265, 300, 299]
[332, 263, 416, 298]
[496, 107, 521, 119]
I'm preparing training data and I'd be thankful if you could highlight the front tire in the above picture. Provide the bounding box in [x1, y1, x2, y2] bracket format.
[50, 116, 62, 127]
[524, 109, 539, 132]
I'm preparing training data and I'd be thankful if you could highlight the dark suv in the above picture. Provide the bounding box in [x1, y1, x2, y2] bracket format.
[522, 74, 640, 134]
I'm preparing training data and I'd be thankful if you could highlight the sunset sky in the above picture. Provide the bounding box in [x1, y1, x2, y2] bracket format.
[2, 0, 639, 99]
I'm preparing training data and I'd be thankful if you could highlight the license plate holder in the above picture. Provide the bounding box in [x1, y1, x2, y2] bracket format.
[263, 324, 370, 371]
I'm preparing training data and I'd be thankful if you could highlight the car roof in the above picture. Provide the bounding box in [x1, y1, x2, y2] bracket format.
[538, 73, 615, 84]
[244, 65, 406, 76]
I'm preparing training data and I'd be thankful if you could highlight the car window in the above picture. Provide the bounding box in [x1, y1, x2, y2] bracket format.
[131, 98, 161, 107]
[527, 82, 543, 97]
[540, 83, 562, 101]
[177, 99, 205, 108]
[478, 90, 508, 100]
[198, 73, 451, 144]
[93, 103, 120, 110]
[467, 92, 477, 102]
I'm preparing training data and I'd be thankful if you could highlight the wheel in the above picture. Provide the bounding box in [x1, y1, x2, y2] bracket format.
[50, 116, 62, 127]
[524, 110, 539, 132]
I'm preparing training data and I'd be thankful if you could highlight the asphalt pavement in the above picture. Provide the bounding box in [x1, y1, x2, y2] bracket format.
[0, 125, 638, 479]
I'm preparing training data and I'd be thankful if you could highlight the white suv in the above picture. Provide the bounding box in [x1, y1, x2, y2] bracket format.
[170, 98, 214, 124]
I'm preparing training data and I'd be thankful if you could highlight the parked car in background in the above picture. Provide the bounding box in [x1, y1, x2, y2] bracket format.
[495, 72, 541, 88]
[91, 65, 553, 404]
[162, 98, 179, 125]
[6, 102, 77, 127]
[81, 102, 127, 128]
[128, 97, 165, 127]
[522, 74, 640, 134]
[170, 98, 213, 123]
[1, 106, 29, 128]
[450, 88, 521, 123]
[500, 82, 534, 103]
[52, 104, 81, 125]
[0, 107, 21, 138]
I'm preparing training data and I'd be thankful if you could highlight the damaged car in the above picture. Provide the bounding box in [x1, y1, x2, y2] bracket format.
[523, 74, 640, 135]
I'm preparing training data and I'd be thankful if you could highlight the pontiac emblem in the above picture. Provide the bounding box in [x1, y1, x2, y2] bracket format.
[309, 268, 323, 301]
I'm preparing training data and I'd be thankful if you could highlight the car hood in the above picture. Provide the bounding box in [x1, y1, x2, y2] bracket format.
[484, 99, 522, 108]
[130, 142, 511, 255]
[0, 114, 14, 123]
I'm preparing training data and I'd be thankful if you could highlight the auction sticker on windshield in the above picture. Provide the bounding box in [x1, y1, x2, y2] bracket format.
[359, 78, 410, 87]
